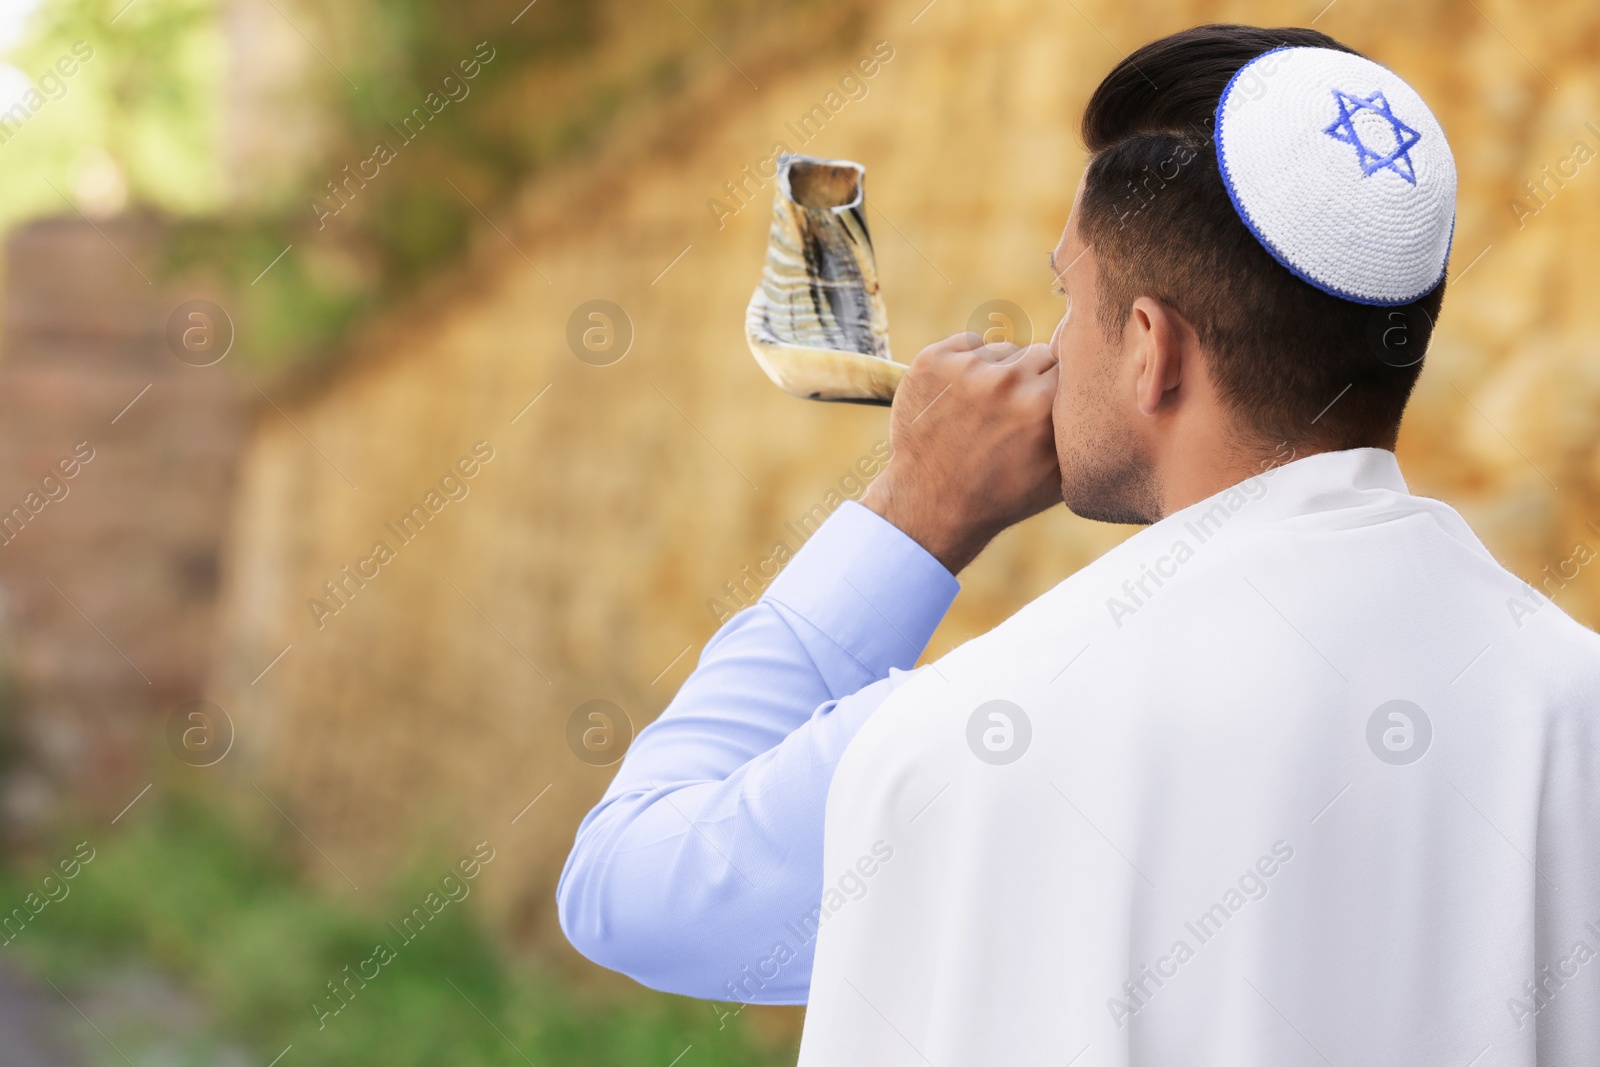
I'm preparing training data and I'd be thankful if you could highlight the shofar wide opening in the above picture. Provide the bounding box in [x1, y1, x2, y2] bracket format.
[786, 160, 862, 211]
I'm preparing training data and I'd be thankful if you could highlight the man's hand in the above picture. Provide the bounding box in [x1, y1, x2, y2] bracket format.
[862, 332, 1061, 575]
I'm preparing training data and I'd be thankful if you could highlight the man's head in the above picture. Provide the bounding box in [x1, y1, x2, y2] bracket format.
[1050, 24, 1447, 525]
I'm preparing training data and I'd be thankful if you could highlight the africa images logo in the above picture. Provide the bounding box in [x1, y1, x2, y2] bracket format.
[1366, 699, 1432, 765]
[1324, 88, 1422, 184]
[966, 700, 1031, 765]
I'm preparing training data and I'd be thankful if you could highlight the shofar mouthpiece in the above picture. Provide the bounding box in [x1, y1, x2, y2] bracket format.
[744, 155, 904, 404]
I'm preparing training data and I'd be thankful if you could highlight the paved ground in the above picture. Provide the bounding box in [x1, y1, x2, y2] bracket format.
[0, 964, 79, 1067]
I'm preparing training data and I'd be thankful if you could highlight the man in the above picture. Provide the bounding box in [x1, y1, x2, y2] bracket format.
[559, 24, 1600, 1065]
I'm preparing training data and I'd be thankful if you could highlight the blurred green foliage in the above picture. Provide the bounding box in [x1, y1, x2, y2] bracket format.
[0, 0, 223, 225]
[2, 791, 794, 1066]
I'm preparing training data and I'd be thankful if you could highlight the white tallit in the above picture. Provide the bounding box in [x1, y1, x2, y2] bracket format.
[798, 448, 1600, 1066]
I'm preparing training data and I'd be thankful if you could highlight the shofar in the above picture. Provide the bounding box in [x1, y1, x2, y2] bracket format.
[744, 155, 905, 404]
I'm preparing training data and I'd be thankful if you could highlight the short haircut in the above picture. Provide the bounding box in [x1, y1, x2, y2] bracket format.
[1078, 24, 1446, 450]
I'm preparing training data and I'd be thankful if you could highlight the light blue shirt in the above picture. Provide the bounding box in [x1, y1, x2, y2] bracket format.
[556, 501, 959, 1004]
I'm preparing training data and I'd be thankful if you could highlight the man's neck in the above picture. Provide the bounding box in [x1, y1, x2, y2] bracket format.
[1155, 437, 1331, 520]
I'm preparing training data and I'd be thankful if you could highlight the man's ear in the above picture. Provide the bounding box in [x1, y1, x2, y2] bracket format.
[1128, 296, 1190, 417]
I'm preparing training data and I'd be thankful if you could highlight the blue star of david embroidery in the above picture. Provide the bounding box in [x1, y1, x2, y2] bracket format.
[1323, 88, 1422, 184]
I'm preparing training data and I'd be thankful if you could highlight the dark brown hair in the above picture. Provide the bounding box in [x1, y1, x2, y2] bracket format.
[1078, 24, 1446, 450]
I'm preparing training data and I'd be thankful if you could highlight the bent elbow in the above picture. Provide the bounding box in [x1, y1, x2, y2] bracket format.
[556, 839, 621, 971]
[556, 826, 682, 987]
[555, 795, 811, 1004]
[556, 826, 744, 999]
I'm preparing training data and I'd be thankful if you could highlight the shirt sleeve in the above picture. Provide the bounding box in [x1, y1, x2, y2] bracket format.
[556, 500, 959, 1004]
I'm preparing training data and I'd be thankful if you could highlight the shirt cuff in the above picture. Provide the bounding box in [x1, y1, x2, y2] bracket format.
[762, 499, 959, 675]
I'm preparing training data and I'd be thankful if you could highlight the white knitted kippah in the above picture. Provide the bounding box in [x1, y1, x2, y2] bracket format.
[1215, 46, 1456, 306]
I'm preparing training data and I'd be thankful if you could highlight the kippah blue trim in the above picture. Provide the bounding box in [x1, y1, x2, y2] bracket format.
[1213, 46, 1453, 307]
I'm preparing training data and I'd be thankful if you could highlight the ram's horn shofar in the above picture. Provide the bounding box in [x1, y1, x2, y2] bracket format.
[744, 155, 904, 404]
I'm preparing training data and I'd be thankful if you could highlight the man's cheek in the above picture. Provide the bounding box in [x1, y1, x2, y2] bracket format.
[1052, 367, 1077, 436]
[1048, 311, 1069, 361]
[1052, 314, 1091, 392]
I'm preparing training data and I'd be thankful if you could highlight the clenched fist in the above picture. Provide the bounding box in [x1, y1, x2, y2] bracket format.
[861, 332, 1061, 574]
